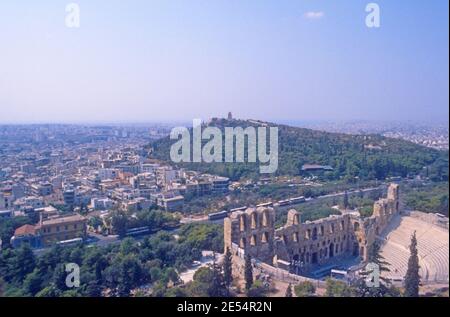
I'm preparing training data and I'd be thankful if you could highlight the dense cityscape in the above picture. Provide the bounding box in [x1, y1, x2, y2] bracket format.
[295, 121, 449, 151]
[0, 118, 448, 298]
[0, 0, 448, 309]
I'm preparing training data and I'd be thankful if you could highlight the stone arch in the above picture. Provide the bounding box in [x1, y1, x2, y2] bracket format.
[312, 227, 318, 240]
[320, 225, 324, 235]
[340, 220, 345, 231]
[376, 226, 380, 235]
[251, 212, 258, 229]
[306, 229, 311, 240]
[353, 222, 360, 231]
[261, 231, 269, 243]
[330, 223, 335, 234]
[240, 237, 246, 248]
[329, 243, 334, 258]
[352, 243, 359, 256]
[262, 210, 269, 227]
[292, 232, 299, 242]
[239, 215, 247, 231]
[250, 234, 257, 246]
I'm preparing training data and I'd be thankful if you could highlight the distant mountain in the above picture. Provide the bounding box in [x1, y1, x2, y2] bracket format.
[148, 118, 448, 181]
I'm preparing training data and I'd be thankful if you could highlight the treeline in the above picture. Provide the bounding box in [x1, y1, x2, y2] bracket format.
[403, 182, 449, 216]
[0, 223, 223, 297]
[0, 215, 35, 249]
[149, 119, 448, 181]
[105, 209, 179, 237]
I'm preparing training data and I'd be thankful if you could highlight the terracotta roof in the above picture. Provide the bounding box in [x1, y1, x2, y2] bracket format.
[14, 224, 37, 236]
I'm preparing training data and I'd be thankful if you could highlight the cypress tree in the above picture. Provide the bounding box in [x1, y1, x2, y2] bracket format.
[404, 231, 420, 297]
[223, 248, 233, 289]
[343, 191, 349, 209]
[244, 254, 253, 290]
[210, 255, 227, 297]
[285, 283, 293, 297]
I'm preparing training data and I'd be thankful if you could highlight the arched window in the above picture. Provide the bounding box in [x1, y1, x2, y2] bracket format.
[312, 227, 318, 240]
[250, 235, 257, 246]
[240, 237, 246, 248]
[262, 210, 269, 227]
[353, 222, 360, 231]
[261, 232, 269, 243]
[292, 232, 299, 242]
[251, 213, 257, 229]
[329, 243, 335, 257]
[240, 215, 246, 231]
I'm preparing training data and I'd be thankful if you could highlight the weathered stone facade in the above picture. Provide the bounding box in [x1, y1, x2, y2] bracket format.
[224, 183, 400, 274]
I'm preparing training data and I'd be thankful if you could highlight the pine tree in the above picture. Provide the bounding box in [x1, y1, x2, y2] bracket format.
[285, 283, 293, 297]
[244, 254, 253, 290]
[404, 231, 420, 297]
[223, 248, 233, 289]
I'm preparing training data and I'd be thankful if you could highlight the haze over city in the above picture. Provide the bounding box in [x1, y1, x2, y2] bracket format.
[1, 0, 448, 124]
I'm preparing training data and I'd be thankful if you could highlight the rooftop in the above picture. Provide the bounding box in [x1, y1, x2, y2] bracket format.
[14, 224, 37, 236]
[41, 214, 86, 226]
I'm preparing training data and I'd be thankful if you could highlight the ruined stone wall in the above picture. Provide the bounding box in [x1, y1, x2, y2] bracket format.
[224, 183, 401, 272]
[274, 210, 355, 268]
[224, 206, 276, 263]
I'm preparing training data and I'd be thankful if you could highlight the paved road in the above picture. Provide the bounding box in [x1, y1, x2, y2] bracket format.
[180, 184, 387, 225]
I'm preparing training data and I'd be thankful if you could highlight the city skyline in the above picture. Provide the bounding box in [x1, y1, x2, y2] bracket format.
[0, 0, 448, 124]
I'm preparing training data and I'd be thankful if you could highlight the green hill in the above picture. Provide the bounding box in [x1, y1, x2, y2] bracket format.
[148, 118, 448, 182]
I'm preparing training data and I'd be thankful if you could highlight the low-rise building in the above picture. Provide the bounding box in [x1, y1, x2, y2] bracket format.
[10, 214, 87, 248]
[39, 214, 87, 246]
[159, 195, 184, 212]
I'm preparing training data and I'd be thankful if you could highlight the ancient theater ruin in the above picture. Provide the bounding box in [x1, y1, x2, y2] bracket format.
[224, 183, 400, 276]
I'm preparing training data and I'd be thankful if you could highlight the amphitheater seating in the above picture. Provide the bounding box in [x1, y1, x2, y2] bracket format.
[379, 215, 449, 282]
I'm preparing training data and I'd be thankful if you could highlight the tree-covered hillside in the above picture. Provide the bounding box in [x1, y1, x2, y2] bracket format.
[149, 118, 448, 182]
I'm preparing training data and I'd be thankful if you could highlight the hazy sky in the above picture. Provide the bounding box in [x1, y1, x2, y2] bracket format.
[0, 0, 448, 124]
